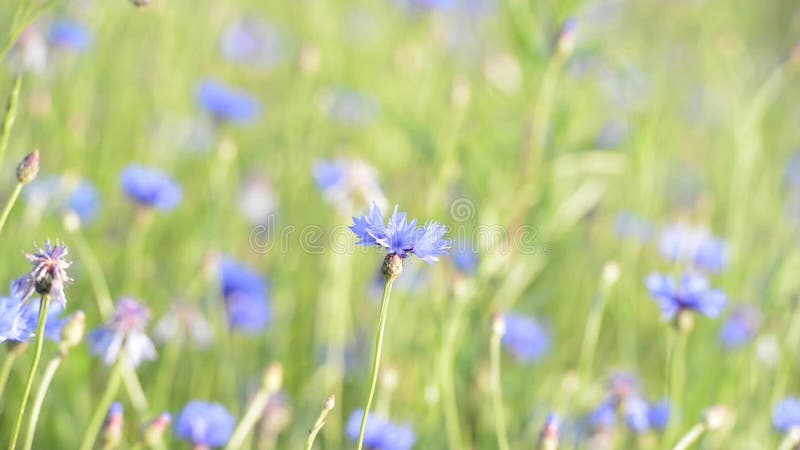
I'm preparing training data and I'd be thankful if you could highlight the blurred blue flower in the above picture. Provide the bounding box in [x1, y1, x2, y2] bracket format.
[719, 306, 760, 349]
[614, 212, 653, 243]
[0, 297, 38, 342]
[121, 164, 183, 211]
[645, 272, 727, 321]
[25, 176, 101, 224]
[11, 241, 72, 307]
[88, 298, 157, 367]
[220, 258, 271, 333]
[774, 397, 800, 433]
[48, 20, 92, 52]
[175, 401, 235, 448]
[322, 89, 379, 126]
[658, 223, 729, 273]
[351, 203, 450, 264]
[153, 301, 214, 348]
[538, 413, 559, 448]
[345, 409, 415, 450]
[608, 371, 641, 404]
[221, 18, 284, 68]
[197, 80, 261, 124]
[595, 120, 629, 150]
[589, 401, 616, 430]
[647, 400, 670, 430]
[626, 397, 669, 434]
[499, 313, 550, 363]
[313, 159, 386, 215]
[452, 242, 479, 275]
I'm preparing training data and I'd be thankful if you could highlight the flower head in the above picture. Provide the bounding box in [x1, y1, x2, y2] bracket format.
[351, 203, 450, 264]
[197, 80, 261, 124]
[48, 20, 92, 53]
[645, 272, 727, 322]
[25, 175, 101, 225]
[774, 397, 800, 433]
[538, 413, 559, 450]
[345, 409, 415, 450]
[313, 159, 387, 215]
[625, 397, 670, 434]
[220, 18, 284, 68]
[499, 312, 551, 363]
[12, 241, 72, 306]
[719, 306, 760, 349]
[452, 243, 479, 275]
[658, 223, 729, 273]
[88, 298, 157, 367]
[103, 402, 124, 448]
[121, 164, 183, 211]
[175, 401, 235, 448]
[220, 258, 271, 333]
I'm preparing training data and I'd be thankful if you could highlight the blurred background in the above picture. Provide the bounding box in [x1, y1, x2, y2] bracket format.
[1, 0, 800, 448]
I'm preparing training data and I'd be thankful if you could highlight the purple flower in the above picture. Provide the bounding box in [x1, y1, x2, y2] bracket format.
[220, 18, 284, 68]
[499, 313, 550, 363]
[88, 298, 157, 367]
[48, 20, 92, 52]
[175, 401, 235, 448]
[121, 164, 183, 211]
[718, 306, 760, 349]
[11, 241, 72, 307]
[645, 272, 727, 321]
[774, 397, 800, 433]
[197, 80, 261, 124]
[345, 409, 415, 450]
[658, 223, 729, 273]
[220, 258, 271, 333]
[351, 203, 450, 264]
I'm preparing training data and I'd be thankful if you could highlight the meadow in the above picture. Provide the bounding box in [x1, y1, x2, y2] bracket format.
[1, 0, 800, 449]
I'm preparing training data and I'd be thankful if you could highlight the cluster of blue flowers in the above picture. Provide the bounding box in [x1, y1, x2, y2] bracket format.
[346, 410, 416, 450]
[588, 372, 670, 437]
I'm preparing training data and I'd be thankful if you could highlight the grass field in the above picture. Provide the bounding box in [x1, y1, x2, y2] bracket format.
[1, 0, 800, 449]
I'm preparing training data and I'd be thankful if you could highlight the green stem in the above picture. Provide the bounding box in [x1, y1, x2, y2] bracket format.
[8, 295, 51, 450]
[667, 331, 689, 436]
[304, 397, 334, 450]
[490, 330, 510, 450]
[78, 359, 124, 450]
[0, 75, 22, 174]
[439, 293, 467, 450]
[68, 228, 114, 318]
[0, 351, 19, 401]
[0, 183, 24, 237]
[224, 389, 274, 450]
[671, 423, 705, 450]
[578, 283, 613, 384]
[356, 279, 395, 450]
[22, 353, 64, 450]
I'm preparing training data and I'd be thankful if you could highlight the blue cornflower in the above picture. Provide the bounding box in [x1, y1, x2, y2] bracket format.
[175, 401, 235, 448]
[718, 306, 760, 349]
[626, 397, 669, 434]
[221, 18, 284, 68]
[774, 397, 800, 433]
[121, 164, 183, 211]
[12, 241, 73, 307]
[25, 176, 101, 225]
[645, 272, 727, 321]
[0, 296, 69, 343]
[197, 80, 261, 124]
[589, 402, 616, 431]
[452, 243, 479, 275]
[346, 410, 415, 450]
[499, 313, 551, 363]
[48, 20, 92, 52]
[313, 159, 386, 214]
[658, 223, 729, 273]
[88, 298, 157, 367]
[220, 258, 271, 333]
[351, 203, 450, 264]
[647, 400, 670, 430]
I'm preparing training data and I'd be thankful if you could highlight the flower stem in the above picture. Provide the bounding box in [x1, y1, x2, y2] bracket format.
[439, 291, 468, 450]
[22, 353, 64, 450]
[0, 351, 19, 401]
[304, 396, 335, 450]
[667, 330, 689, 436]
[8, 294, 51, 450]
[489, 326, 511, 450]
[68, 227, 114, 318]
[224, 389, 275, 450]
[671, 423, 705, 450]
[356, 278, 394, 450]
[78, 359, 124, 450]
[0, 182, 24, 237]
[0, 74, 22, 174]
[578, 279, 614, 384]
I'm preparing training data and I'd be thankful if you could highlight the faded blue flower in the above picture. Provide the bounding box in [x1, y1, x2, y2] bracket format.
[499, 313, 551, 363]
[719, 306, 760, 349]
[452, 243, 479, 275]
[24, 176, 101, 224]
[658, 223, 728, 273]
[175, 401, 235, 448]
[48, 20, 92, 52]
[774, 397, 800, 433]
[346, 409, 415, 450]
[351, 203, 450, 264]
[12, 241, 72, 307]
[121, 164, 182, 211]
[614, 212, 653, 243]
[221, 18, 284, 68]
[197, 80, 261, 124]
[626, 397, 669, 434]
[88, 298, 157, 367]
[589, 401, 616, 430]
[313, 159, 386, 214]
[153, 301, 214, 348]
[645, 272, 727, 321]
[220, 258, 271, 333]
[0, 296, 69, 344]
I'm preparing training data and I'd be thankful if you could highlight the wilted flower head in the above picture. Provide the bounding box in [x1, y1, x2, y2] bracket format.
[718, 306, 760, 349]
[88, 298, 157, 367]
[221, 18, 284, 68]
[143, 412, 172, 447]
[197, 80, 261, 124]
[498, 312, 551, 363]
[103, 402, 124, 449]
[121, 164, 183, 211]
[48, 19, 92, 53]
[175, 401, 235, 448]
[346, 409, 415, 450]
[645, 272, 727, 322]
[153, 301, 214, 348]
[24, 175, 101, 225]
[220, 258, 271, 333]
[313, 158, 387, 215]
[12, 241, 72, 306]
[658, 223, 729, 273]
[774, 398, 800, 433]
[538, 413, 560, 450]
[351, 203, 450, 265]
